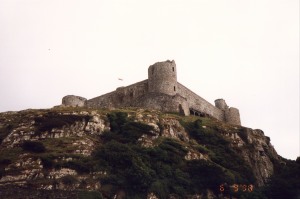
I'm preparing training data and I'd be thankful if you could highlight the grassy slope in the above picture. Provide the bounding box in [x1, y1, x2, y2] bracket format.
[0, 108, 298, 199]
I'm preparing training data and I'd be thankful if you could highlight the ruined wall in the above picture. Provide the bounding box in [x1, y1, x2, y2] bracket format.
[62, 95, 87, 107]
[87, 80, 148, 108]
[177, 83, 225, 121]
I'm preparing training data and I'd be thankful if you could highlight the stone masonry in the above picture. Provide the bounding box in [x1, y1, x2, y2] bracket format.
[62, 95, 87, 107]
[62, 60, 241, 125]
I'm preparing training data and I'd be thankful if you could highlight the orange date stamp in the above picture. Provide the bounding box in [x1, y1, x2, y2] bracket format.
[219, 183, 254, 193]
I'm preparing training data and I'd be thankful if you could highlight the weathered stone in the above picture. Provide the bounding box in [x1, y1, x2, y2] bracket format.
[185, 150, 206, 160]
[72, 60, 242, 125]
[147, 193, 159, 199]
[0, 107, 280, 195]
[62, 95, 87, 107]
[49, 168, 77, 179]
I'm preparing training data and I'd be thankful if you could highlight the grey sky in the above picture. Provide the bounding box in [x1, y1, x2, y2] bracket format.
[0, 0, 299, 160]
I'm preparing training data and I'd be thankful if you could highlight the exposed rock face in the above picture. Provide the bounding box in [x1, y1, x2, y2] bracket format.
[215, 125, 279, 186]
[0, 108, 280, 198]
[238, 128, 278, 186]
[0, 109, 109, 191]
[134, 109, 189, 147]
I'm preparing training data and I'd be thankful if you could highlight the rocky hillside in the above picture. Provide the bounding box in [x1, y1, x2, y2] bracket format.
[0, 107, 294, 198]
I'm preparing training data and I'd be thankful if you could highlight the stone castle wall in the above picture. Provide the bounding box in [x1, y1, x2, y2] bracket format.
[64, 60, 241, 125]
[62, 95, 87, 107]
[87, 80, 226, 122]
[177, 83, 225, 121]
[87, 80, 148, 108]
[132, 93, 190, 115]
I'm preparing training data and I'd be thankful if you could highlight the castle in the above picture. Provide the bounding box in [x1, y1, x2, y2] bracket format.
[62, 60, 241, 125]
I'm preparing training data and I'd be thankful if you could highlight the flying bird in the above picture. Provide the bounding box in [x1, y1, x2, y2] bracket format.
[118, 78, 123, 81]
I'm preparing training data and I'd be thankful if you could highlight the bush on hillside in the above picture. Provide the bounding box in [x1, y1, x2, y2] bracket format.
[34, 113, 90, 133]
[21, 141, 46, 153]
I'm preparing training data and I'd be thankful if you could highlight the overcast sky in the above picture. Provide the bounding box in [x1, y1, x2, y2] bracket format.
[0, 0, 299, 160]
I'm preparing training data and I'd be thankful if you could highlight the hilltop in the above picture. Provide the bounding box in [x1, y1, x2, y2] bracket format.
[0, 107, 298, 199]
[62, 60, 241, 126]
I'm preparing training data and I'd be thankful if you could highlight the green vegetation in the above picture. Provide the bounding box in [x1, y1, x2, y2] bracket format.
[39, 154, 95, 174]
[1, 109, 298, 198]
[21, 140, 46, 153]
[0, 113, 25, 144]
[34, 112, 91, 133]
[78, 191, 103, 199]
[264, 157, 300, 199]
[61, 174, 78, 185]
[182, 119, 255, 184]
[0, 147, 23, 177]
[88, 112, 255, 198]
[0, 124, 13, 144]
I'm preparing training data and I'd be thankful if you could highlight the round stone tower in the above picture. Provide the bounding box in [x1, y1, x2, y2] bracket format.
[214, 99, 228, 110]
[148, 60, 177, 96]
[215, 99, 241, 125]
[225, 107, 241, 126]
[62, 95, 87, 107]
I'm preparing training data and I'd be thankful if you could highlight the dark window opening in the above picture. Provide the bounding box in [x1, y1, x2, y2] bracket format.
[172, 67, 174, 72]
[174, 86, 176, 91]
[189, 108, 207, 117]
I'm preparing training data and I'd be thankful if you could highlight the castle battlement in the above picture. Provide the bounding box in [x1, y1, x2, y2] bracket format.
[62, 60, 241, 125]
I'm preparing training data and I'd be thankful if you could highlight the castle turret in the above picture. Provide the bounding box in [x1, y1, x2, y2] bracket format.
[148, 60, 177, 96]
[215, 99, 241, 125]
[214, 99, 228, 110]
[62, 95, 87, 107]
[225, 107, 241, 126]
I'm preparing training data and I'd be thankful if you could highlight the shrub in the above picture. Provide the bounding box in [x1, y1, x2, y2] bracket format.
[107, 112, 128, 133]
[195, 145, 210, 154]
[0, 124, 13, 144]
[62, 157, 94, 174]
[0, 158, 11, 165]
[34, 113, 91, 133]
[61, 175, 78, 185]
[184, 119, 255, 184]
[237, 127, 250, 144]
[40, 156, 54, 169]
[78, 191, 103, 199]
[102, 112, 154, 144]
[149, 180, 169, 199]
[186, 160, 227, 192]
[21, 141, 46, 153]
[0, 168, 4, 178]
[265, 159, 300, 199]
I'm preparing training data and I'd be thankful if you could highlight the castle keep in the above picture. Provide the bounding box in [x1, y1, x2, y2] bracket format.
[62, 60, 241, 125]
